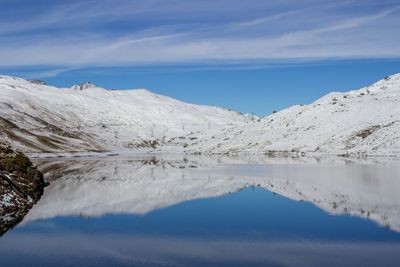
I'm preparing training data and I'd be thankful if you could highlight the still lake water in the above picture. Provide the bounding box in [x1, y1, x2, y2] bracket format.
[1, 154, 400, 267]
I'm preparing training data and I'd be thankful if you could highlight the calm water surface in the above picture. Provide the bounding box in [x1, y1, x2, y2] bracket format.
[0, 155, 399, 267]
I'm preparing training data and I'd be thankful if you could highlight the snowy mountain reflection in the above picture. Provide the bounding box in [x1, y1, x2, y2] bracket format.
[1, 154, 400, 267]
[27, 154, 400, 231]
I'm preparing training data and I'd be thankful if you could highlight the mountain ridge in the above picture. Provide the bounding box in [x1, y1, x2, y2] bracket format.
[0, 74, 399, 156]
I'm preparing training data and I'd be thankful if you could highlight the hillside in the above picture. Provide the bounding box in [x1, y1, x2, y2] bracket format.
[0, 75, 251, 154]
[0, 74, 399, 156]
[172, 74, 400, 156]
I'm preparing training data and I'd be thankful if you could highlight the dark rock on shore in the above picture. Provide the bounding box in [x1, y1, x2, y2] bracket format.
[0, 143, 46, 235]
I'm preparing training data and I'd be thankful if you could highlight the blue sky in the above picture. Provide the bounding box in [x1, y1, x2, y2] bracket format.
[1, 0, 400, 115]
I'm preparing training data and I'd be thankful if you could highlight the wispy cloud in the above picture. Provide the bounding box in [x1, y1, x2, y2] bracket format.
[230, 7, 313, 28]
[0, 0, 399, 69]
[22, 67, 80, 79]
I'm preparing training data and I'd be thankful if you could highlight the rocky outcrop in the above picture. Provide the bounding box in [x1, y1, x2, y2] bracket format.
[71, 81, 96, 90]
[0, 143, 46, 235]
[29, 79, 47, 86]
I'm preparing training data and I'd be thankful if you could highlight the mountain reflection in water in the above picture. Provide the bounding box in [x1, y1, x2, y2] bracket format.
[1, 154, 399, 267]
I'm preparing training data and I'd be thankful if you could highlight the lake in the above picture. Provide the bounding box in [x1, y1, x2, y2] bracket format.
[1, 154, 400, 267]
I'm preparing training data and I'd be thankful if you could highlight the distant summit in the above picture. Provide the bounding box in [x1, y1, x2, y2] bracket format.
[72, 81, 96, 90]
[30, 79, 47, 86]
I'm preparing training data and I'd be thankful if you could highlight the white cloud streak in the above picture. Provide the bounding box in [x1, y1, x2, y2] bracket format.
[0, 0, 399, 67]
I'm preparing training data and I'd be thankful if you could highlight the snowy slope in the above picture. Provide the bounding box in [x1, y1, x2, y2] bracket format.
[0, 75, 251, 153]
[172, 74, 400, 156]
[0, 74, 399, 156]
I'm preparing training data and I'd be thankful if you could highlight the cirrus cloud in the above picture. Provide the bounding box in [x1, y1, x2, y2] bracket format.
[0, 0, 399, 69]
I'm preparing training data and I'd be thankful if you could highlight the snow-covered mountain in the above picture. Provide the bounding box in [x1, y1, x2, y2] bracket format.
[172, 74, 400, 156]
[0, 75, 252, 154]
[0, 74, 399, 156]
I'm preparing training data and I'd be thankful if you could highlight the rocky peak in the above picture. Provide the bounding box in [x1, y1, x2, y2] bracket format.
[30, 79, 47, 86]
[72, 81, 97, 91]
